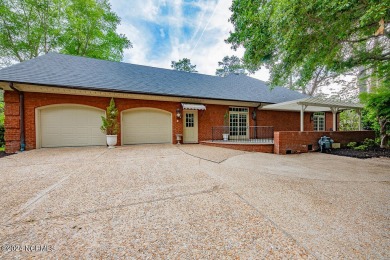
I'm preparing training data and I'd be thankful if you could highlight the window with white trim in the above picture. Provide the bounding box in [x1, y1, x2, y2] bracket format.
[185, 113, 194, 128]
[313, 112, 325, 131]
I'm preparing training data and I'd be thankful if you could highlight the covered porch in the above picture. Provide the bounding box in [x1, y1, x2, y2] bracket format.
[202, 97, 375, 154]
[261, 97, 364, 132]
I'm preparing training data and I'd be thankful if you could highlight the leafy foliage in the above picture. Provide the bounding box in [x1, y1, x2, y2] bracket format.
[352, 139, 377, 151]
[227, 0, 389, 91]
[339, 110, 360, 131]
[171, 58, 197, 73]
[215, 55, 247, 77]
[101, 98, 118, 135]
[347, 138, 378, 150]
[363, 138, 377, 148]
[354, 144, 368, 151]
[60, 0, 131, 61]
[360, 85, 390, 148]
[0, 0, 132, 64]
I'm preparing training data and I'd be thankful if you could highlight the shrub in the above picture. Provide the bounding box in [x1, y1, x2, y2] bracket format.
[354, 145, 368, 151]
[100, 98, 119, 135]
[363, 138, 377, 148]
[347, 142, 357, 148]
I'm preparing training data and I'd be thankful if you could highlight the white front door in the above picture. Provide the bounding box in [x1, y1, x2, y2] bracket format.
[183, 110, 198, 143]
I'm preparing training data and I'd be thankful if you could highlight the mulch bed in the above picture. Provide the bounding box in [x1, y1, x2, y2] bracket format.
[330, 148, 390, 159]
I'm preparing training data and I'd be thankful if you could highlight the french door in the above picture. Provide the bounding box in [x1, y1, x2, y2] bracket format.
[229, 107, 248, 139]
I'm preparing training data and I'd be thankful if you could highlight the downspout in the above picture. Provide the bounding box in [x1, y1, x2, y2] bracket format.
[253, 103, 263, 127]
[9, 82, 25, 151]
[253, 103, 263, 139]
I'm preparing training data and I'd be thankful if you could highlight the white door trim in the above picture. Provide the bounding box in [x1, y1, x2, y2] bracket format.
[183, 110, 199, 143]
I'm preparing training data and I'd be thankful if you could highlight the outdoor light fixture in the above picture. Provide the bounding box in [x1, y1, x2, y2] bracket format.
[176, 108, 182, 119]
[310, 113, 314, 122]
[252, 110, 257, 120]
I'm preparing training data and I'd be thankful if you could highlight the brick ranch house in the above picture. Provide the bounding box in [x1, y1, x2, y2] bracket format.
[0, 53, 374, 154]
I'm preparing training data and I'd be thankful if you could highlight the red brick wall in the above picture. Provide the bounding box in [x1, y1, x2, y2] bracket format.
[274, 131, 376, 154]
[4, 91, 182, 153]
[325, 112, 340, 131]
[4, 91, 20, 153]
[3, 90, 342, 154]
[23, 92, 110, 151]
[198, 104, 228, 141]
[200, 141, 274, 153]
[257, 110, 311, 131]
[198, 106, 258, 141]
[257, 110, 334, 131]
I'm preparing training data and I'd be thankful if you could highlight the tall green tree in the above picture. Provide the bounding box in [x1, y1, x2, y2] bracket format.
[171, 58, 197, 72]
[0, 0, 131, 65]
[215, 55, 247, 77]
[227, 0, 389, 91]
[360, 85, 390, 148]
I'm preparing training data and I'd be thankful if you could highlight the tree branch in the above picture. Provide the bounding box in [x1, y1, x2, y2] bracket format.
[1, 19, 23, 62]
[366, 51, 390, 61]
[341, 34, 384, 43]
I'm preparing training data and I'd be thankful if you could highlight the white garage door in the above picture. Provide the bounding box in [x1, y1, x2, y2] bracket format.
[122, 109, 172, 144]
[40, 105, 106, 148]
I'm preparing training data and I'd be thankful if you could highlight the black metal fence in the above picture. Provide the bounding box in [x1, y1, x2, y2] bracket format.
[211, 126, 274, 143]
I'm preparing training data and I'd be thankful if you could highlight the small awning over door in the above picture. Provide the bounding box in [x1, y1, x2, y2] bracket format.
[181, 103, 206, 110]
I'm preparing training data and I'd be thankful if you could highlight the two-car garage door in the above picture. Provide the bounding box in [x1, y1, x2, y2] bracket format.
[39, 105, 106, 148]
[38, 105, 172, 148]
[122, 109, 172, 145]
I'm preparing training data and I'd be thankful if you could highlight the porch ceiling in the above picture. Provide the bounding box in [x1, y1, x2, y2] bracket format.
[261, 97, 363, 112]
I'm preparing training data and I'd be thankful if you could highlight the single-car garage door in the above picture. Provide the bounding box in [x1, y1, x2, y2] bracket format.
[39, 105, 106, 148]
[122, 108, 172, 144]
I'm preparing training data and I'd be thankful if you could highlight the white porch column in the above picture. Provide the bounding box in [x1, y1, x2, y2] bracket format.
[300, 105, 306, 132]
[330, 107, 339, 131]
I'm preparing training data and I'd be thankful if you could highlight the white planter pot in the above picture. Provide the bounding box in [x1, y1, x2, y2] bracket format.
[222, 133, 229, 141]
[106, 135, 117, 148]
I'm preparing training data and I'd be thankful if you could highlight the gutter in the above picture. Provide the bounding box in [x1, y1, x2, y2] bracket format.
[9, 82, 25, 151]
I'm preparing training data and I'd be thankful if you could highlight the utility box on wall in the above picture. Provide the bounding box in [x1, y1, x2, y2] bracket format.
[332, 143, 341, 149]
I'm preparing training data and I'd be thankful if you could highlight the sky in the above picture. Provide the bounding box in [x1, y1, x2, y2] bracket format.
[109, 0, 270, 81]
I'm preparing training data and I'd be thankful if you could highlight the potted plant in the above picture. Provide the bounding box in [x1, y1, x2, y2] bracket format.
[223, 111, 229, 141]
[101, 98, 119, 148]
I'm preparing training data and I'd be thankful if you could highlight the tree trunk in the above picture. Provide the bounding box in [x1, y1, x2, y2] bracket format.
[379, 118, 389, 148]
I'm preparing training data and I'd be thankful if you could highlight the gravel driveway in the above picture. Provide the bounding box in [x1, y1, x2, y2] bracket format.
[0, 144, 389, 258]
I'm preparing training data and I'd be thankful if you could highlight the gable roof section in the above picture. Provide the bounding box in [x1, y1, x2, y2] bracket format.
[0, 53, 307, 104]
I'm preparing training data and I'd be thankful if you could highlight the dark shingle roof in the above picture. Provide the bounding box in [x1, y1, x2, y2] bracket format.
[0, 53, 307, 103]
